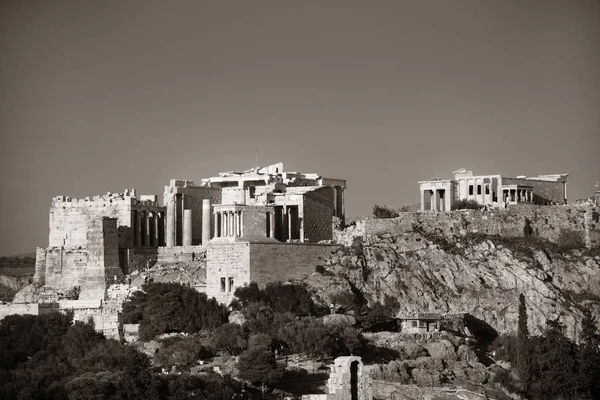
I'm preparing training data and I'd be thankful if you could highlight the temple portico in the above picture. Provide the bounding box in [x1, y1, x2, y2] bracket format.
[419, 179, 454, 212]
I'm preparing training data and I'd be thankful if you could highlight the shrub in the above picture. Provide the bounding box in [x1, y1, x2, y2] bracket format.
[237, 344, 284, 385]
[234, 281, 325, 317]
[451, 199, 482, 210]
[212, 323, 248, 356]
[122, 282, 229, 340]
[372, 205, 399, 218]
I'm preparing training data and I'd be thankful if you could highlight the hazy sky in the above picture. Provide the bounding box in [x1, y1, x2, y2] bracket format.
[1, 0, 599, 256]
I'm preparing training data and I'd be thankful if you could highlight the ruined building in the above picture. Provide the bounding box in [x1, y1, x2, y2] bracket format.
[35, 190, 165, 300]
[302, 356, 373, 400]
[164, 162, 345, 304]
[31, 163, 345, 305]
[419, 168, 569, 211]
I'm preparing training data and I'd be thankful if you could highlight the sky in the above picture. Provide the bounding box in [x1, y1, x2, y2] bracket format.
[0, 0, 599, 256]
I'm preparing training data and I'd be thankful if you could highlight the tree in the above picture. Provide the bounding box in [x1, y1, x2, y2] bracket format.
[578, 310, 600, 398]
[516, 294, 531, 386]
[237, 344, 283, 386]
[372, 205, 399, 219]
[122, 282, 229, 340]
[451, 199, 482, 210]
[213, 323, 248, 356]
[528, 319, 578, 399]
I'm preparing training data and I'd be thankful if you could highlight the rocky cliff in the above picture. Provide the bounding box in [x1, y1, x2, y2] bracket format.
[309, 205, 600, 339]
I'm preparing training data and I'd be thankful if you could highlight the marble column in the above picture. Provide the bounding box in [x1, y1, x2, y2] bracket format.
[183, 209, 192, 246]
[136, 210, 143, 246]
[143, 211, 150, 246]
[213, 212, 219, 238]
[269, 212, 275, 238]
[420, 190, 425, 212]
[152, 213, 159, 247]
[202, 199, 211, 245]
[287, 208, 293, 240]
[166, 194, 176, 247]
[431, 190, 438, 211]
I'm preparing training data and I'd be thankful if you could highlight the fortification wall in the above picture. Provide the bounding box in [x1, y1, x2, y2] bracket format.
[206, 241, 339, 304]
[43, 218, 122, 300]
[355, 204, 599, 248]
[157, 245, 205, 264]
[33, 247, 47, 285]
[206, 242, 250, 304]
[249, 242, 340, 284]
[0, 303, 60, 321]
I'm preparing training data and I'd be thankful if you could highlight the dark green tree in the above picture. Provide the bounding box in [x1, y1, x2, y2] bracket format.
[516, 293, 531, 387]
[122, 282, 229, 340]
[372, 204, 399, 218]
[528, 319, 579, 399]
[213, 323, 248, 356]
[237, 344, 283, 385]
[578, 310, 600, 398]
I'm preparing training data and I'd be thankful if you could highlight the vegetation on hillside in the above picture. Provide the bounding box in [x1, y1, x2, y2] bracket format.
[0, 313, 240, 399]
[451, 199, 482, 210]
[372, 205, 399, 218]
[122, 282, 229, 341]
[490, 301, 600, 399]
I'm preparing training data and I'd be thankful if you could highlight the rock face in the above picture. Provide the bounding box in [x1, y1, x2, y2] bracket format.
[307, 211, 600, 339]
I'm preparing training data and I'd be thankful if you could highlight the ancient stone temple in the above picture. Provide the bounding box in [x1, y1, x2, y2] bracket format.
[35, 190, 165, 299]
[419, 168, 568, 211]
[302, 356, 373, 400]
[164, 162, 346, 246]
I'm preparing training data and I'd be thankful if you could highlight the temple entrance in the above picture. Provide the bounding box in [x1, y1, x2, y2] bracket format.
[350, 361, 359, 400]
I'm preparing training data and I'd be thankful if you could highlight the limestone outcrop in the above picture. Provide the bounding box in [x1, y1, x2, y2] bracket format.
[307, 216, 600, 339]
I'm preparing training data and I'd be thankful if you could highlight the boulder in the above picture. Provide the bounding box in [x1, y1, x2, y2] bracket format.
[426, 339, 457, 361]
[228, 311, 246, 326]
[457, 344, 479, 362]
[322, 313, 357, 328]
[411, 368, 443, 386]
[399, 343, 429, 360]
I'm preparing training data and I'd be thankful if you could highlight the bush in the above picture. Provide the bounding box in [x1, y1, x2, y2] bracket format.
[234, 281, 325, 317]
[122, 282, 229, 340]
[237, 344, 284, 385]
[155, 335, 213, 368]
[212, 323, 248, 356]
[451, 199, 482, 210]
[372, 205, 399, 218]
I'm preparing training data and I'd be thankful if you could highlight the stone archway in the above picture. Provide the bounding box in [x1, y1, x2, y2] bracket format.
[350, 360, 359, 400]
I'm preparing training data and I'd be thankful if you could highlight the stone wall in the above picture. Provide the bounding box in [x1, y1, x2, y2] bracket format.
[33, 247, 47, 285]
[43, 217, 123, 300]
[157, 245, 205, 264]
[58, 299, 121, 339]
[303, 191, 334, 243]
[206, 241, 340, 304]
[127, 247, 159, 273]
[49, 195, 162, 249]
[356, 204, 599, 248]
[249, 242, 339, 284]
[206, 242, 250, 304]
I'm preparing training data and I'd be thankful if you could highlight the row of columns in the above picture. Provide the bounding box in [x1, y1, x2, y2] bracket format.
[165, 195, 212, 247]
[503, 189, 533, 203]
[420, 189, 450, 212]
[133, 210, 164, 247]
[214, 210, 243, 238]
